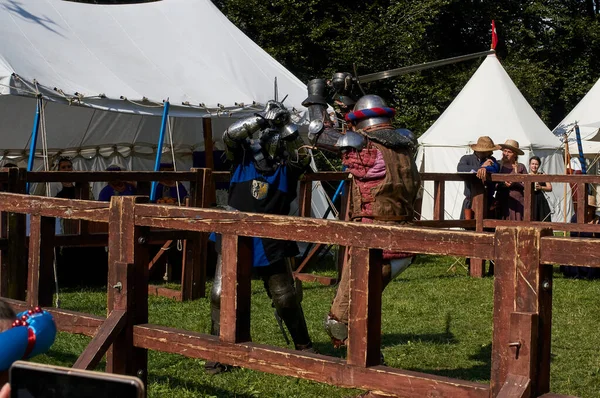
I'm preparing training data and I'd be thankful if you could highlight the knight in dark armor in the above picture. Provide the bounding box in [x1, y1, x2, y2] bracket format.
[206, 100, 314, 374]
[303, 74, 421, 349]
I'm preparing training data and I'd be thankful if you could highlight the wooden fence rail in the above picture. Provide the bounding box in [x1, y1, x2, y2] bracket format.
[0, 191, 596, 397]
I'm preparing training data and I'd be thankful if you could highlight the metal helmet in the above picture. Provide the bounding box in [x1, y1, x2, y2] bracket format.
[349, 94, 395, 130]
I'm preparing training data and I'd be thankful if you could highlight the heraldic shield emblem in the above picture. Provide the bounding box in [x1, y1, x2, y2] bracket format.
[251, 180, 269, 200]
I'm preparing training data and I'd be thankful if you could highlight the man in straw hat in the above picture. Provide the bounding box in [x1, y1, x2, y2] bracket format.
[457, 136, 500, 220]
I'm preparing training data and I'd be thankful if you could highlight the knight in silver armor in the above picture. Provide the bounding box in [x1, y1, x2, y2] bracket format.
[206, 100, 314, 374]
[303, 77, 421, 348]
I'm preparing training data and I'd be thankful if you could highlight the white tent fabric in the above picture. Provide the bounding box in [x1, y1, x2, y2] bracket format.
[0, 0, 332, 219]
[554, 78, 600, 141]
[0, 0, 309, 156]
[417, 54, 570, 223]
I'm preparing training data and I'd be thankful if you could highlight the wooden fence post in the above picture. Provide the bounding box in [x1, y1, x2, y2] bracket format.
[106, 196, 149, 384]
[491, 227, 553, 397]
[469, 178, 486, 278]
[27, 215, 56, 307]
[6, 167, 27, 300]
[433, 180, 445, 221]
[219, 234, 252, 343]
[181, 168, 210, 300]
[347, 247, 382, 367]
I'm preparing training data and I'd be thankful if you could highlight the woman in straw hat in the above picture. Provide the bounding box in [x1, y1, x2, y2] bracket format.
[495, 139, 527, 221]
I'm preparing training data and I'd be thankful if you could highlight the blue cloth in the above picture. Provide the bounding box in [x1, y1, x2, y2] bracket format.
[211, 158, 302, 267]
[98, 183, 136, 202]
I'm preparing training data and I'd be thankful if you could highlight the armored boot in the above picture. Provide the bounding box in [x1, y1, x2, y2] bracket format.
[266, 272, 314, 351]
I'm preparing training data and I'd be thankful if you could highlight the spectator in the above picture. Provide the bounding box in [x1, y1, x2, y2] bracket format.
[154, 163, 188, 205]
[55, 157, 76, 199]
[529, 156, 552, 222]
[561, 195, 600, 279]
[495, 139, 527, 220]
[457, 136, 500, 219]
[98, 165, 136, 201]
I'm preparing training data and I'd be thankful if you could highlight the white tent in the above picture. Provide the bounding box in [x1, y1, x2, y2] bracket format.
[417, 54, 569, 222]
[553, 77, 600, 160]
[0, 0, 332, 218]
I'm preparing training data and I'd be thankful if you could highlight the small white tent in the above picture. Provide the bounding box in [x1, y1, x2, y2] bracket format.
[0, 0, 331, 217]
[417, 54, 569, 222]
[553, 77, 600, 160]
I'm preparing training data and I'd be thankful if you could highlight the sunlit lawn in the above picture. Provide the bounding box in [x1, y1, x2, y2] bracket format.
[31, 255, 600, 397]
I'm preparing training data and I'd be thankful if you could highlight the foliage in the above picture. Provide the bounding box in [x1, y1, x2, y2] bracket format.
[211, 0, 600, 136]
[35, 256, 600, 397]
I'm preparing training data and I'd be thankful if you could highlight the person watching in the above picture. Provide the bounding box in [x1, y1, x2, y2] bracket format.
[98, 165, 136, 201]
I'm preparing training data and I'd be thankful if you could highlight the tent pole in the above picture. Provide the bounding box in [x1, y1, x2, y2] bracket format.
[574, 124, 587, 175]
[150, 101, 170, 202]
[26, 97, 42, 193]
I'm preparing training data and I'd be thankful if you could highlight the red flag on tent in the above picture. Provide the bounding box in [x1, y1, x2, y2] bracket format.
[491, 20, 498, 50]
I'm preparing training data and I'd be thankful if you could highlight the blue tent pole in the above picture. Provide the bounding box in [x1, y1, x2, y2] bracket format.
[574, 124, 587, 175]
[150, 101, 170, 202]
[26, 97, 42, 193]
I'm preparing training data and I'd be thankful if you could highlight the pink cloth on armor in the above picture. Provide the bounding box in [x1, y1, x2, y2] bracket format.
[342, 146, 411, 261]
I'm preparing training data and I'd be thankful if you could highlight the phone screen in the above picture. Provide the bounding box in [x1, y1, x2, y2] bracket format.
[10, 362, 143, 398]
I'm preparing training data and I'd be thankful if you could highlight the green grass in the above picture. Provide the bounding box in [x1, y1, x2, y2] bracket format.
[31, 255, 600, 397]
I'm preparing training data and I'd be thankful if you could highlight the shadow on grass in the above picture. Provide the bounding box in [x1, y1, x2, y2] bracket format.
[149, 373, 257, 398]
[408, 343, 492, 382]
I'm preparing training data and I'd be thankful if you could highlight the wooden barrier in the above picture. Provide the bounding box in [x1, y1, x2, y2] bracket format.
[1, 191, 597, 397]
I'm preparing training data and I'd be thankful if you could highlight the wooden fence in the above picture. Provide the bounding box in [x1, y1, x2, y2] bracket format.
[0, 184, 598, 396]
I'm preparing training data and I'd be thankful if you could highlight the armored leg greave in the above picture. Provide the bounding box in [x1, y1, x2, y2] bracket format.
[210, 255, 223, 336]
[262, 269, 312, 349]
[210, 256, 312, 350]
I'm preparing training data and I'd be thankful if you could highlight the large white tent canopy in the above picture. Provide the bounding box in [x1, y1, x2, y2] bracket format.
[0, 0, 332, 218]
[417, 54, 570, 222]
[0, 0, 308, 159]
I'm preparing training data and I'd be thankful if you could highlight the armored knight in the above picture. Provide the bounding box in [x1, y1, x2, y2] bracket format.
[303, 75, 421, 348]
[206, 100, 314, 374]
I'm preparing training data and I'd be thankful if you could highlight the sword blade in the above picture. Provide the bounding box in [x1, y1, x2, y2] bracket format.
[358, 49, 496, 83]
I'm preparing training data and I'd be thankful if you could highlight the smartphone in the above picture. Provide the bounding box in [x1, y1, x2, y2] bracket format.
[9, 361, 145, 398]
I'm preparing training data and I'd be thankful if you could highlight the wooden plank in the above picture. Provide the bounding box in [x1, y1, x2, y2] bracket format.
[576, 182, 586, 225]
[347, 247, 382, 367]
[73, 310, 126, 370]
[496, 374, 531, 398]
[294, 272, 337, 286]
[2, 299, 104, 336]
[489, 173, 600, 184]
[202, 118, 215, 170]
[220, 234, 252, 343]
[484, 219, 600, 234]
[134, 205, 495, 259]
[133, 324, 490, 398]
[541, 236, 600, 267]
[26, 171, 197, 183]
[491, 227, 552, 397]
[433, 180, 445, 221]
[523, 181, 533, 222]
[147, 240, 172, 271]
[414, 220, 476, 229]
[0, 193, 109, 221]
[508, 312, 538, 380]
[106, 196, 149, 384]
[297, 180, 313, 218]
[148, 285, 182, 301]
[27, 215, 56, 307]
